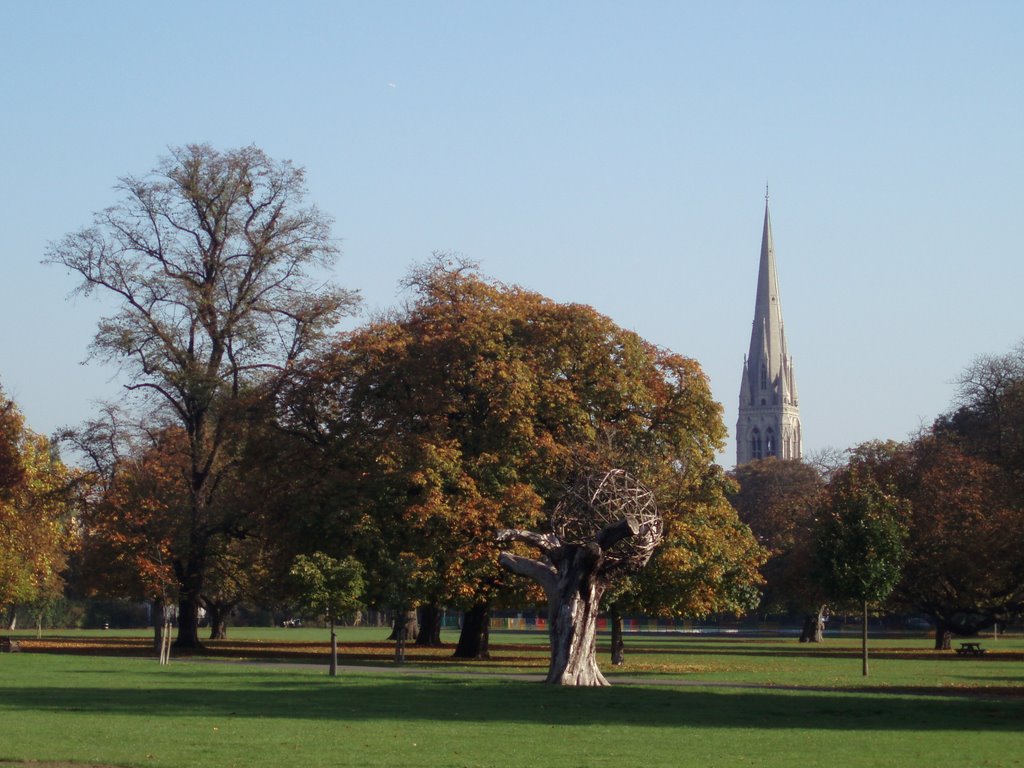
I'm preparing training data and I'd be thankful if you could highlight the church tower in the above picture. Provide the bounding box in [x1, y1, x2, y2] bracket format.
[736, 195, 802, 465]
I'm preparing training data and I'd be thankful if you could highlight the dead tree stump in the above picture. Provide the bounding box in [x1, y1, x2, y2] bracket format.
[497, 469, 661, 686]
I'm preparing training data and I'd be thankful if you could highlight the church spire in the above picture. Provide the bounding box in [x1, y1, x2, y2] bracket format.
[747, 199, 785, 381]
[736, 196, 802, 465]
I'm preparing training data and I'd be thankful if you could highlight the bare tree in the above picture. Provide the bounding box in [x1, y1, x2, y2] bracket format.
[47, 144, 358, 647]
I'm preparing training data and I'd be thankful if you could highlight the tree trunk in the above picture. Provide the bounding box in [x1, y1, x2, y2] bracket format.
[394, 613, 407, 665]
[799, 605, 827, 643]
[453, 603, 491, 659]
[415, 603, 444, 647]
[174, 553, 205, 649]
[799, 615, 815, 642]
[934, 621, 952, 650]
[329, 617, 337, 677]
[545, 550, 608, 686]
[861, 600, 869, 677]
[207, 603, 231, 640]
[498, 517, 640, 686]
[610, 609, 625, 665]
[152, 605, 163, 653]
[175, 591, 203, 649]
[387, 609, 419, 642]
[5, 608, 16, 631]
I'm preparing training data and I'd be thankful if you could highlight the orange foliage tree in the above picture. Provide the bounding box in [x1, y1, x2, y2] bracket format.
[890, 435, 1024, 647]
[74, 415, 290, 641]
[76, 426, 187, 614]
[0, 388, 77, 629]
[282, 258, 763, 656]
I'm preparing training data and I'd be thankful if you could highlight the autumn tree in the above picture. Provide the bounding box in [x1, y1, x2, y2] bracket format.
[885, 434, 1024, 648]
[729, 458, 827, 640]
[604, 466, 764, 663]
[282, 258, 762, 659]
[0, 388, 25, 496]
[47, 144, 357, 647]
[0, 392, 77, 630]
[840, 345, 1024, 649]
[72, 420, 187, 649]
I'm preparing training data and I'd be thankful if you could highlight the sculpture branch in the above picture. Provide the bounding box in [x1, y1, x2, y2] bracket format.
[495, 528, 561, 556]
[596, 515, 640, 552]
[497, 552, 558, 595]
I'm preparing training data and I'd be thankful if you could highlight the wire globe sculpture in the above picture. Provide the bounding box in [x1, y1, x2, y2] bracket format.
[550, 469, 663, 570]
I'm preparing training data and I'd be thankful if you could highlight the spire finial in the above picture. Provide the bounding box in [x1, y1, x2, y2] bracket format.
[765, 182, 769, 204]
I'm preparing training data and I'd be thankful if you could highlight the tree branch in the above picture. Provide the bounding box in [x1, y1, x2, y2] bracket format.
[495, 528, 561, 556]
[596, 516, 639, 552]
[497, 552, 558, 595]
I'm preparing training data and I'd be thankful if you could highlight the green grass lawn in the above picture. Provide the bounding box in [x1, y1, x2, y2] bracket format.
[1, 631, 1022, 767]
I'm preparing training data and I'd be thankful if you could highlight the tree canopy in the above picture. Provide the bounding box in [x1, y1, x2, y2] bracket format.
[0, 390, 76, 620]
[289, 552, 366, 625]
[895, 434, 1024, 640]
[281, 258, 762, 651]
[815, 469, 907, 609]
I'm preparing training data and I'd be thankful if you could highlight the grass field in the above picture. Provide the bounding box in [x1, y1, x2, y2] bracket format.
[1, 629, 1022, 767]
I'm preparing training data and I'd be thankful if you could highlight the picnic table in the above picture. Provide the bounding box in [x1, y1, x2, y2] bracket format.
[955, 642, 986, 656]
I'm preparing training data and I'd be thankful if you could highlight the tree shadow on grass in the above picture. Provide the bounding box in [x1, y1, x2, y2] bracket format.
[0, 674, 1021, 733]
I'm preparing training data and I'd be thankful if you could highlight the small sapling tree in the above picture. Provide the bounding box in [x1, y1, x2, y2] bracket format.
[816, 473, 907, 677]
[290, 552, 365, 676]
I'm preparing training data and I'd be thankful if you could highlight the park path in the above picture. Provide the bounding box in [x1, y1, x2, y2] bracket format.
[189, 658, 1021, 699]
[194, 656, 771, 687]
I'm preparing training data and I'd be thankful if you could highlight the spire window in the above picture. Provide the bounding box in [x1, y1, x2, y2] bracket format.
[751, 428, 762, 460]
[760, 363, 767, 390]
[766, 428, 776, 457]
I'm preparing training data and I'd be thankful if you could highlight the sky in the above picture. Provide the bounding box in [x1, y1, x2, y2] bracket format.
[1, 1, 1022, 466]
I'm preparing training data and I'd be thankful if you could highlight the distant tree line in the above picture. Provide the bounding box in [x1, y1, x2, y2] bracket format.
[730, 342, 1024, 650]
[7, 144, 764, 654]
[7, 143, 1021, 661]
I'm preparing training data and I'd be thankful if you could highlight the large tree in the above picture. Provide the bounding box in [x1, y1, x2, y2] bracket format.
[846, 343, 1024, 648]
[729, 458, 827, 640]
[75, 424, 185, 611]
[282, 258, 761, 658]
[47, 144, 357, 647]
[850, 432, 1024, 648]
[897, 435, 1024, 646]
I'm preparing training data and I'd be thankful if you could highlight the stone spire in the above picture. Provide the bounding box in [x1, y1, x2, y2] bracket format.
[736, 196, 802, 465]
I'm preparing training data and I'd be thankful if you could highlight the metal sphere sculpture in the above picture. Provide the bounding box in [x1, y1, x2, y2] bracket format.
[550, 469, 663, 570]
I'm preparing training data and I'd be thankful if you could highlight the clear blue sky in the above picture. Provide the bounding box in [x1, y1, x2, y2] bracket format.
[2, 1, 1022, 465]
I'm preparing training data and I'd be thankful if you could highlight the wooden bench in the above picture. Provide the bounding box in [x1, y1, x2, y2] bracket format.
[955, 642, 986, 656]
[0, 637, 21, 653]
